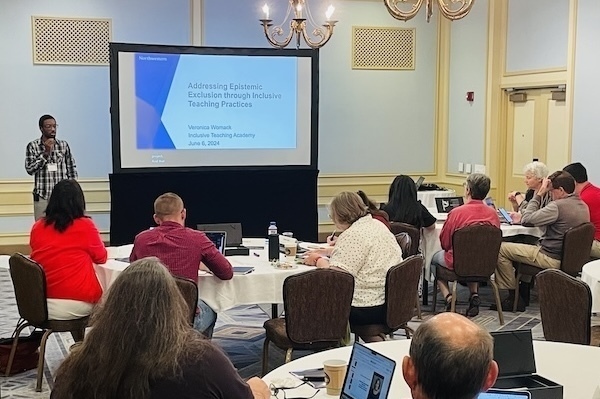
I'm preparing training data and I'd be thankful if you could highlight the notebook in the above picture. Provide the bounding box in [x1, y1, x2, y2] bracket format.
[197, 223, 242, 246]
[435, 196, 464, 213]
[478, 390, 531, 398]
[340, 342, 396, 399]
[414, 176, 425, 191]
[204, 231, 227, 254]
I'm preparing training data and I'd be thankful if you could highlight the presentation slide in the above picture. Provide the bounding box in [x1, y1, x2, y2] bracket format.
[111, 45, 317, 171]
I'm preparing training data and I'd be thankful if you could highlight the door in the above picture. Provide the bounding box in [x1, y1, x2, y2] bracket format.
[502, 88, 568, 208]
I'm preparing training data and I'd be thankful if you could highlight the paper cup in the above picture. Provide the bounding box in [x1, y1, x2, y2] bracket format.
[323, 359, 347, 395]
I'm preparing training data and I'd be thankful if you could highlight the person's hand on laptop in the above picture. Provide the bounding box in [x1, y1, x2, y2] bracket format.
[509, 211, 522, 225]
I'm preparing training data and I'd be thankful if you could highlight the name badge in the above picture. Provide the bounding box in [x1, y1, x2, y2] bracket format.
[47, 163, 58, 172]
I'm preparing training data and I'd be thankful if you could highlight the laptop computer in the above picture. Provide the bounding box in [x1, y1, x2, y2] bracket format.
[435, 196, 464, 213]
[498, 208, 513, 225]
[197, 223, 242, 247]
[204, 231, 227, 254]
[414, 176, 425, 191]
[340, 342, 396, 399]
[478, 390, 531, 398]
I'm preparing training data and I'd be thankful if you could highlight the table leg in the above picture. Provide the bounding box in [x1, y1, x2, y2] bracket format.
[422, 269, 428, 306]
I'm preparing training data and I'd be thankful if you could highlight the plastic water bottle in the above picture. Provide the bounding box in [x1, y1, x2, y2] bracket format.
[268, 221, 279, 262]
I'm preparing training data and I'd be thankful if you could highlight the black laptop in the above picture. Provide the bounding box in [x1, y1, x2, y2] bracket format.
[435, 196, 464, 213]
[340, 342, 396, 399]
[197, 223, 242, 247]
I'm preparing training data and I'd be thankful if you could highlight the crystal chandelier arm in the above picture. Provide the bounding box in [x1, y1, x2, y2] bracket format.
[383, 0, 426, 21]
[300, 22, 336, 49]
[260, 20, 296, 49]
[436, 0, 475, 21]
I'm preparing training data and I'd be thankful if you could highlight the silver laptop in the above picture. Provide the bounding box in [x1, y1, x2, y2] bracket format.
[340, 342, 396, 399]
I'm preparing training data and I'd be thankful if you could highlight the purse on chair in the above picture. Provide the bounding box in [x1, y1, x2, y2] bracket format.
[0, 329, 44, 375]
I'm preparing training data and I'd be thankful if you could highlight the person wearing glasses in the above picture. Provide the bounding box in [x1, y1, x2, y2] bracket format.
[50, 258, 270, 399]
[25, 114, 78, 220]
[494, 170, 590, 311]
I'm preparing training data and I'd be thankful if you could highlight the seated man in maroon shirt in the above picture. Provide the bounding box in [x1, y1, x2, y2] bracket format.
[431, 173, 500, 317]
[130, 192, 233, 338]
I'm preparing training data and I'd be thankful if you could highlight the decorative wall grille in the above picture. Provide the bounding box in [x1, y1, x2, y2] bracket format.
[32, 16, 112, 65]
[352, 26, 415, 70]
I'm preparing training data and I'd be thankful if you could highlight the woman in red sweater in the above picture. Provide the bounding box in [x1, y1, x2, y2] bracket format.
[30, 179, 107, 320]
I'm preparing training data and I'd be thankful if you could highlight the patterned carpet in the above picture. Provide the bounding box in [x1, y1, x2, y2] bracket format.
[0, 265, 595, 398]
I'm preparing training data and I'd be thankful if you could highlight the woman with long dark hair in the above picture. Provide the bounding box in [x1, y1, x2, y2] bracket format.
[29, 179, 107, 320]
[51, 258, 270, 399]
[381, 175, 436, 229]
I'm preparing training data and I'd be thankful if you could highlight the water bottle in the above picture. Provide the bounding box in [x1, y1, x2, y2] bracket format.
[268, 221, 280, 262]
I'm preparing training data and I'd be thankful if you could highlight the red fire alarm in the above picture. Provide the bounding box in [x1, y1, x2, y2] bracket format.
[466, 91, 475, 102]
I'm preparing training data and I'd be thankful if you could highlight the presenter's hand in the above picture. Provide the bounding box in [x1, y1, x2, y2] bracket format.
[43, 138, 55, 153]
[246, 377, 270, 399]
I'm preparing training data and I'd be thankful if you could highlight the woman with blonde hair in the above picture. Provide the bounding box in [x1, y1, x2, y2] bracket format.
[304, 192, 403, 342]
[51, 258, 269, 399]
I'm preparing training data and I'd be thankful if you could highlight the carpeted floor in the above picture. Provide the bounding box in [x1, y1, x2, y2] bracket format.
[0, 267, 597, 398]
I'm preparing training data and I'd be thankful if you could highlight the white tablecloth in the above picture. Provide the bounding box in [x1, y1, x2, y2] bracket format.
[421, 222, 544, 281]
[417, 190, 456, 209]
[582, 259, 600, 314]
[263, 340, 600, 399]
[95, 238, 313, 313]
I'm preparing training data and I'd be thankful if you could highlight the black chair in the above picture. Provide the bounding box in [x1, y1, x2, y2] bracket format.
[6, 253, 89, 391]
[432, 225, 504, 324]
[174, 276, 198, 326]
[262, 269, 354, 376]
[350, 255, 423, 341]
[537, 268, 600, 345]
[514, 222, 595, 312]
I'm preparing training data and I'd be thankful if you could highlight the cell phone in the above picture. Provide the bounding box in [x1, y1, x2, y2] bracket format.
[498, 208, 513, 224]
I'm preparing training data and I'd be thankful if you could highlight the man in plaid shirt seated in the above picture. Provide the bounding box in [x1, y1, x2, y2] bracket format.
[25, 114, 78, 220]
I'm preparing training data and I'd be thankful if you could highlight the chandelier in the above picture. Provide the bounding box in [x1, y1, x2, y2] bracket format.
[260, 0, 337, 49]
[383, 0, 475, 22]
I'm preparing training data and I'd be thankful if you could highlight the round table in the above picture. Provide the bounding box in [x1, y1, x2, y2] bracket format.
[263, 340, 600, 398]
[582, 259, 600, 314]
[95, 239, 313, 313]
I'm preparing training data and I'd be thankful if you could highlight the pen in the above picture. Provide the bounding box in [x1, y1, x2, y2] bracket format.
[329, 230, 336, 240]
[253, 252, 260, 257]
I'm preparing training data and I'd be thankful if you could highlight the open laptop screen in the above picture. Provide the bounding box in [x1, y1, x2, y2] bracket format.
[340, 343, 396, 399]
[478, 390, 531, 398]
[204, 231, 227, 255]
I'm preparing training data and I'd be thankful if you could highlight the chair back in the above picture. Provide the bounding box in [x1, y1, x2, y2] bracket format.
[8, 253, 48, 326]
[283, 269, 354, 344]
[389, 222, 420, 256]
[174, 276, 198, 325]
[395, 233, 412, 258]
[385, 255, 423, 329]
[452, 224, 502, 278]
[537, 268, 591, 345]
[561, 222, 595, 277]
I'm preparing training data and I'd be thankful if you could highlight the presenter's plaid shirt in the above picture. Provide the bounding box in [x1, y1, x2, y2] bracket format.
[25, 138, 78, 199]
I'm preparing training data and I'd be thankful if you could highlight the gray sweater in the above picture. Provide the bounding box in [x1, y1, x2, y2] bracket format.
[521, 193, 590, 259]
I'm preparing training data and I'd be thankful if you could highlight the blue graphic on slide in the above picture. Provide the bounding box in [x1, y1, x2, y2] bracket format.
[135, 53, 180, 149]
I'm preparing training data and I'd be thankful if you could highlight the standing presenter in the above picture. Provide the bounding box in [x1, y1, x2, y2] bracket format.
[25, 114, 78, 220]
